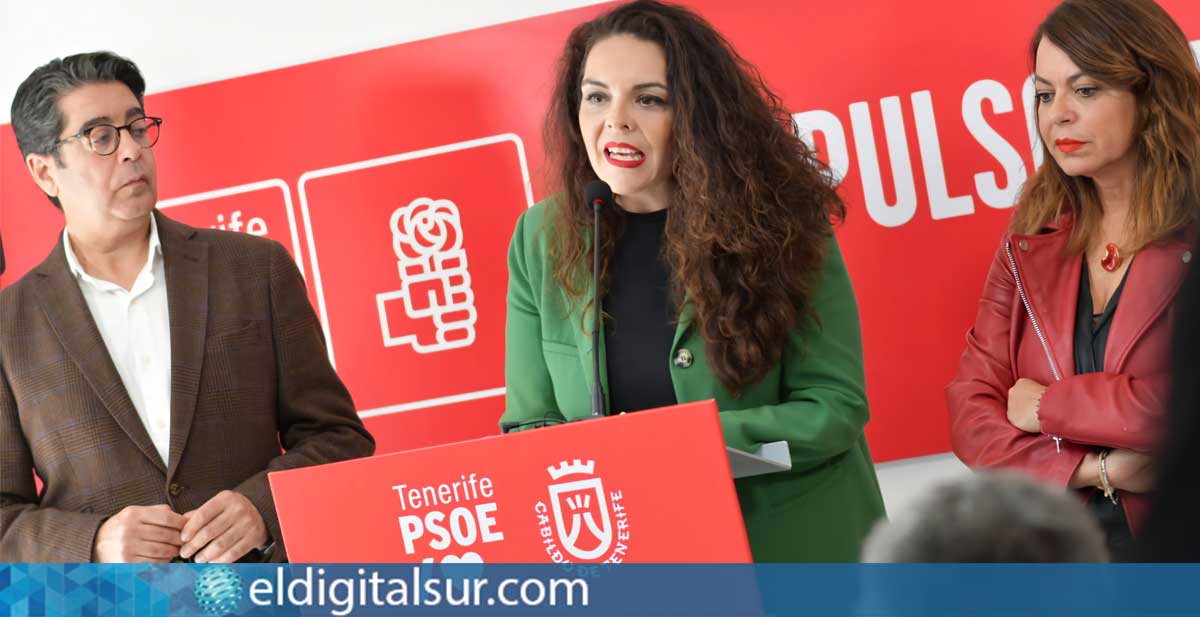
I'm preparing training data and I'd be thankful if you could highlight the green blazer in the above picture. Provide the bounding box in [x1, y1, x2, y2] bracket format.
[500, 198, 886, 562]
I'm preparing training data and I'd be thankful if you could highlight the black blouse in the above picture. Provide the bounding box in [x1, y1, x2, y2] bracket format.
[603, 208, 679, 414]
[1073, 256, 1134, 559]
[1073, 257, 1130, 375]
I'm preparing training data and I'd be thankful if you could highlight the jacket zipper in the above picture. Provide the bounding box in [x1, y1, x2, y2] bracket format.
[1005, 241, 1064, 453]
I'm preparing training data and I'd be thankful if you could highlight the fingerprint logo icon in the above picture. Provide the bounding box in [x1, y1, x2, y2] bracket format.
[193, 565, 244, 616]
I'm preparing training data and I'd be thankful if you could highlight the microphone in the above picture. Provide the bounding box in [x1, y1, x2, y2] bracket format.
[583, 180, 612, 417]
[0, 230, 5, 276]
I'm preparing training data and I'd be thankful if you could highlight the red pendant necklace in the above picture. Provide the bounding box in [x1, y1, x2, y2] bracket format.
[1101, 243, 1121, 272]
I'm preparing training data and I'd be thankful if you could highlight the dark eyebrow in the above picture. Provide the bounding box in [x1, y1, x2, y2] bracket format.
[1033, 72, 1087, 87]
[581, 79, 668, 91]
[75, 115, 113, 134]
[72, 107, 145, 135]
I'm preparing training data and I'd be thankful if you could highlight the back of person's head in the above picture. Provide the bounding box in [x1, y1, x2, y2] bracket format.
[862, 472, 1109, 562]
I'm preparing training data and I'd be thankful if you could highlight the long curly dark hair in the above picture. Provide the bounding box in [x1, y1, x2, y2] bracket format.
[545, 0, 845, 397]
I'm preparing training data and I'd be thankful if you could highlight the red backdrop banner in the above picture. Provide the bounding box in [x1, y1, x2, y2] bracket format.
[3, 1, 1198, 461]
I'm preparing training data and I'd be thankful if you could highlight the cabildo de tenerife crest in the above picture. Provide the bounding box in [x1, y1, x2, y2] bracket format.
[535, 459, 631, 564]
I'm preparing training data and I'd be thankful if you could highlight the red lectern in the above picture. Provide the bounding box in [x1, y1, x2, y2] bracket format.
[269, 399, 752, 563]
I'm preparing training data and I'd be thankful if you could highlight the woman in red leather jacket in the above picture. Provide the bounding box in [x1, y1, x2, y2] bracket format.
[947, 0, 1200, 560]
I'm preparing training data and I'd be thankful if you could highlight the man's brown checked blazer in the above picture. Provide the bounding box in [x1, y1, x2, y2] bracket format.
[0, 210, 375, 561]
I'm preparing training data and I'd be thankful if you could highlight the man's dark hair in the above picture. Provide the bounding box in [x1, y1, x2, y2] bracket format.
[9, 51, 146, 209]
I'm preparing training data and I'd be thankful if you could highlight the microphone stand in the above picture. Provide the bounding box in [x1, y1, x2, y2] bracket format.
[590, 201, 605, 417]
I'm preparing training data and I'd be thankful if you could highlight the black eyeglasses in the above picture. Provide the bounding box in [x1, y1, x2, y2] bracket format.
[53, 116, 163, 156]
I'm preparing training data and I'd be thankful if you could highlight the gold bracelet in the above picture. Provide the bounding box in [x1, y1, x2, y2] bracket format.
[1098, 449, 1118, 504]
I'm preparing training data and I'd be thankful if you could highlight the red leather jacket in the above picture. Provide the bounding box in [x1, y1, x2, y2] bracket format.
[947, 215, 1193, 533]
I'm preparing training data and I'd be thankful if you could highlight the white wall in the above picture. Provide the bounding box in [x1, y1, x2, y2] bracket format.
[875, 453, 970, 516]
[0, 0, 968, 516]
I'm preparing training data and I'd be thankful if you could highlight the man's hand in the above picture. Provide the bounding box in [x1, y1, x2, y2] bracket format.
[1007, 378, 1047, 433]
[93, 504, 186, 563]
[179, 490, 268, 563]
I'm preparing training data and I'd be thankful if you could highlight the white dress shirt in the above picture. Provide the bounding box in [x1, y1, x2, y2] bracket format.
[63, 217, 172, 465]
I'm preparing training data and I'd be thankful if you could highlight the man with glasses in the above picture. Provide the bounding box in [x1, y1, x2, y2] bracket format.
[0, 51, 374, 562]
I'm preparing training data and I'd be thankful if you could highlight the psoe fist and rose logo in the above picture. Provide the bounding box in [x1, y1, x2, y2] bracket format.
[536, 460, 632, 564]
[377, 197, 478, 354]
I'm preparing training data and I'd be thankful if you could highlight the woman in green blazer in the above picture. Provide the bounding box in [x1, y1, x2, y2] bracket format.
[500, 0, 885, 562]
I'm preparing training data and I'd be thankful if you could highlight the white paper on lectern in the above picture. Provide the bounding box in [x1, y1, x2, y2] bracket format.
[727, 440, 791, 479]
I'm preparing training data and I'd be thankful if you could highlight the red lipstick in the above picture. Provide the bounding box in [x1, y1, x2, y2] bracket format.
[1054, 139, 1085, 153]
[603, 142, 645, 168]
